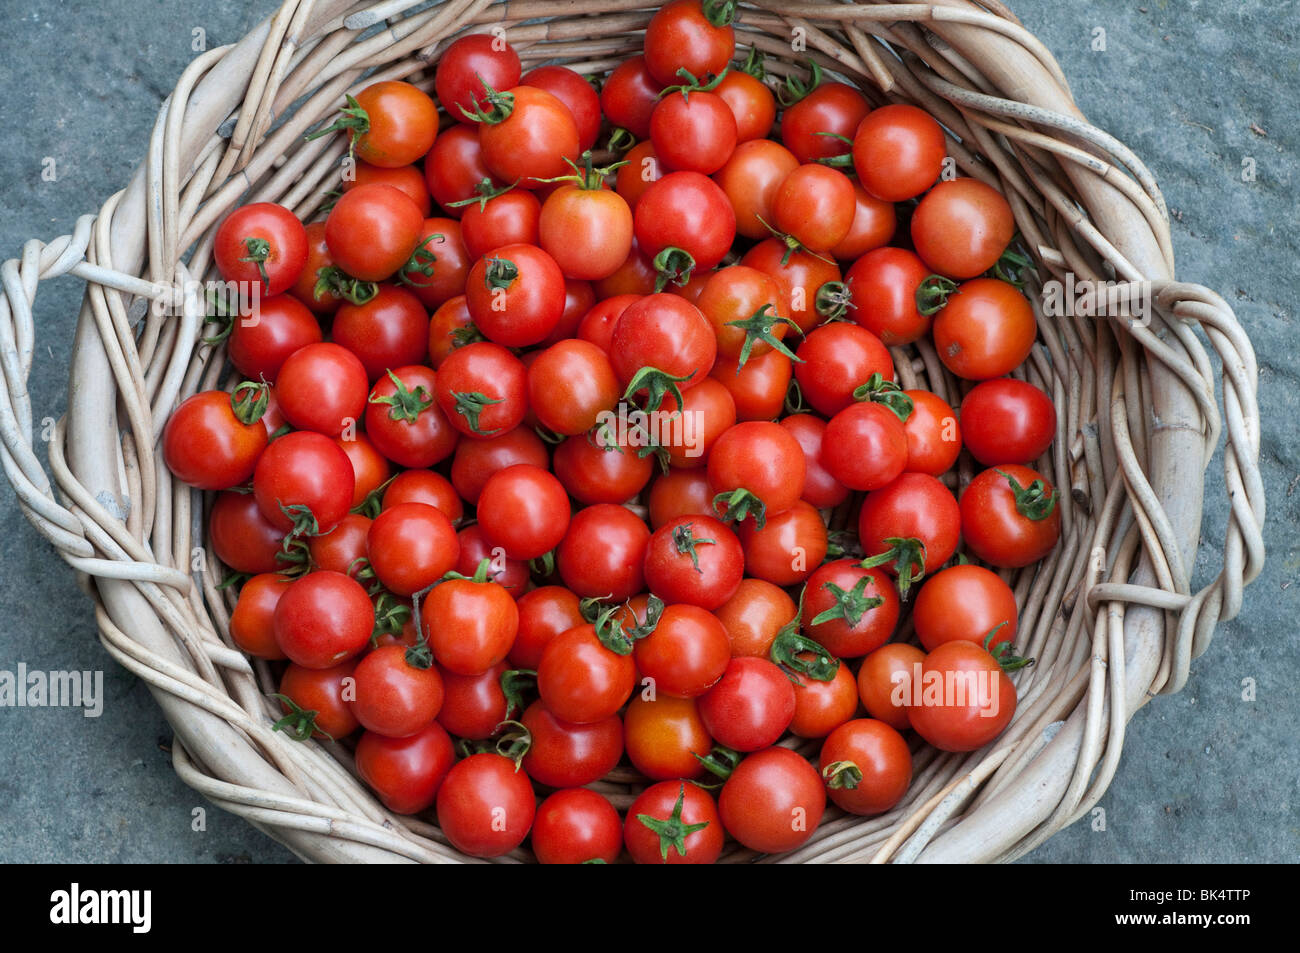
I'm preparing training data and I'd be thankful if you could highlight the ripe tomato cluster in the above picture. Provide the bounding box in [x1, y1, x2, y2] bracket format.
[166, 0, 1064, 863]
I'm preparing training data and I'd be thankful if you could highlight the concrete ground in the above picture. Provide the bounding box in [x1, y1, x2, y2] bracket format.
[0, 0, 1294, 864]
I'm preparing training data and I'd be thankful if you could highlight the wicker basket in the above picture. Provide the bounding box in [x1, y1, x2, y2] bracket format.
[0, 0, 1266, 863]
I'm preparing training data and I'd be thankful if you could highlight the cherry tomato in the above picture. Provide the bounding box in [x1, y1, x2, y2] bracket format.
[450, 424, 548, 504]
[537, 622, 637, 724]
[344, 161, 432, 215]
[275, 342, 369, 437]
[857, 473, 961, 587]
[829, 182, 897, 261]
[601, 56, 664, 140]
[716, 66, 776, 142]
[336, 81, 438, 167]
[737, 499, 828, 586]
[858, 642, 925, 731]
[907, 640, 1019, 752]
[790, 660, 859, 739]
[436, 752, 535, 857]
[273, 570, 374, 669]
[714, 138, 800, 240]
[707, 420, 806, 526]
[421, 566, 518, 675]
[163, 389, 268, 490]
[522, 65, 602, 151]
[697, 265, 790, 363]
[357, 722, 454, 814]
[520, 700, 623, 788]
[214, 202, 307, 297]
[434, 341, 528, 439]
[933, 278, 1036, 380]
[553, 431, 654, 505]
[511, 586, 584, 670]
[624, 780, 723, 865]
[656, 376, 737, 467]
[307, 512, 371, 578]
[335, 432, 391, 509]
[852, 104, 946, 202]
[470, 85, 580, 188]
[719, 746, 825, 854]
[708, 348, 791, 422]
[959, 377, 1056, 466]
[740, 237, 841, 333]
[230, 573, 291, 660]
[623, 694, 712, 781]
[365, 365, 460, 469]
[793, 321, 894, 417]
[651, 86, 737, 175]
[648, 468, 714, 529]
[350, 644, 444, 738]
[914, 564, 1018, 653]
[278, 660, 360, 740]
[532, 788, 623, 864]
[643, 0, 735, 85]
[960, 464, 1061, 568]
[403, 218, 470, 311]
[903, 390, 961, 476]
[424, 124, 499, 214]
[780, 81, 869, 165]
[845, 246, 934, 346]
[435, 34, 522, 124]
[635, 603, 731, 698]
[465, 243, 566, 348]
[911, 178, 1015, 278]
[455, 523, 530, 598]
[209, 490, 287, 575]
[330, 284, 428, 382]
[382, 470, 462, 523]
[780, 414, 849, 509]
[437, 661, 510, 740]
[698, 656, 795, 751]
[801, 561, 900, 659]
[289, 223, 344, 314]
[324, 183, 424, 281]
[819, 718, 912, 814]
[539, 182, 635, 281]
[366, 502, 459, 597]
[772, 163, 856, 253]
[610, 292, 717, 392]
[822, 401, 909, 492]
[634, 171, 737, 277]
[477, 464, 571, 560]
[252, 430, 355, 533]
[228, 294, 322, 382]
[712, 577, 797, 658]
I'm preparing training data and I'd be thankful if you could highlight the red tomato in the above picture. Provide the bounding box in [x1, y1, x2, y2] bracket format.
[436, 752, 535, 857]
[209, 491, 287, 575]
[707, 420, 806, 527]
[780, 414, 849, 509]
[643, 0, 735, 85]
[851, 104, 946, 202]
[624, 781, 723, 864]
[470, 85, 580, 188]
[402, 218, 470, 311]
[455, 523, 530, 598]
[350, 644, 444, 738]
[821, 401, 909, 492]
[324, 183, 424, 281]
[421, 567, 518, 675]
[228, 294, 322, 382]
[230, 573, 291, 660]
[609, 293, 717, 393]
[648, 468, 714, 529]
[633, 171, 737, 277]
[739, 237, 841, 334]
[511, 586, 584, 670]
[520, 700, 623, 788]
[532, 788, 623, 865]
[698, 656, 795, 752]
[829, 182, 897, 261]
[214, 202, 307, 297]
[903, 390, 961, 476]
[771, 164, 856, 253]
[465, 243, 566, 348]
[911, 178, 1015, 278]
[714, 138, 800, 240]
[382, 469, 462, 523]
[289, 223, 344, 314]
[366, 502, 459, 597]
[522, 65, 602, 151]
[365, 365, 460, 469]
[719, 746, 826, 854]
[960, 464, 1061, 568]
[801, 561, 900, 659]
[907, 641, 1019, 752]
[933, 278, 1037, 380]
[424, 124, 499, 213]
[435, 34, 522, 124]
[437, 661, 510, 740]
[845, 246, 934, 347]
[427, 296, 475, 368]
[307, 512, 371, 579]
[553, 431, 654, 506]
[476, 464, 571, 561]
[356, 722, 454, 814]
[537, 622, 638, 724]
[600, 56, 664, 140]
[857, 473, 961, 591]
[434, 341, 528, 438]
[790, 660, 859, 739]
[539, 183, 635, 282]
[793, 321, 894, 417]
[278, 660, 360, 740]
[275, 342, 369, 437]
[273, 570, 374, 669]
[624, 694, 713, 781]
[557, 504, 651, 602]
[819, 718, 912, 814]
[577, 293, 642, 352]
[335, 432, 390, 508]
[708, 348, 791, 422]
[252, 431, 355, 534]
[330, 284, 428, 382]
[697, 265, 791, 364]
[858, 643, 926, 731]
[914, 564, 1018, 653]
[459, 188, 540, 262]
[656, 376, 737, 468]
[713, 578, 797, 658]
[344, 161, 431, 216]
[716, 67, 776, 142]
[163, 389, 268, 490]
[959, 377, 1056, 466]
[651, 87, 737, 176]
[329, 81, 437, 167]
[737, 499, 828, 586]
[780, 81, 869, 164]
[635, 603, 732, 698]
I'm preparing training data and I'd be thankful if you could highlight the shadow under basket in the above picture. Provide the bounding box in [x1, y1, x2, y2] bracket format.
[0, 0, 1265, 863]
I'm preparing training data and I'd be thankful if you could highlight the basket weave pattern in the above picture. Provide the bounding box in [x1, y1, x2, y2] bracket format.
[0, 0, 1266, 863]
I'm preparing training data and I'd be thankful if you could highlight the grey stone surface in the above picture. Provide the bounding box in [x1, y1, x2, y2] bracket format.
[0, 0, 1294, 864]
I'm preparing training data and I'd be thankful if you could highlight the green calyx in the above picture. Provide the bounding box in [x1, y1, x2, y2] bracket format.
[304, 93, 371, 161]
[446, 177, 518, 213]
[815, 281, 852, 321]
[659, 66, 729, 102]
[229, 380, 270, 426]
[369, 370, 434, 423]
[238, 237, 273, 291]
[458, 79, 515, 125]
[859, 536, 928, 600]
[996, 468, 1058, 521]
[770, 626, 839, 683]
[712, 488, 768, 531]
[450, 390, 504, 436]
[672, 522, 715, 574]
[313, 265, 378, 306]
[702, 0, 738, 28]
[822, 760, 863, 790]
[777, 59, 823, 108]
[738, 46, 765, 79]
[620, 365, 695, 415]
[652, 246, 697, 292]
[271, 693, 332, 743]
[725, 303, 805, 370]
[371, 592, 411, 645]
[483, 255, 519, 291]
[692, 745, 742, 783]
[985, 623, 1034, 673]
[851, 372, 914, 422]
[637, 783, 711, 861]
[538, 150, 628, 190]
[398, 233, 445, 287]
[807, 576, 884, 630]
[916, 274, 958, 316]
[500, 669, 537, 721]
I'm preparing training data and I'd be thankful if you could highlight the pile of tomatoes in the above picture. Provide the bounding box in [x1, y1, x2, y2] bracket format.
[164, 0, 1064, 863]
